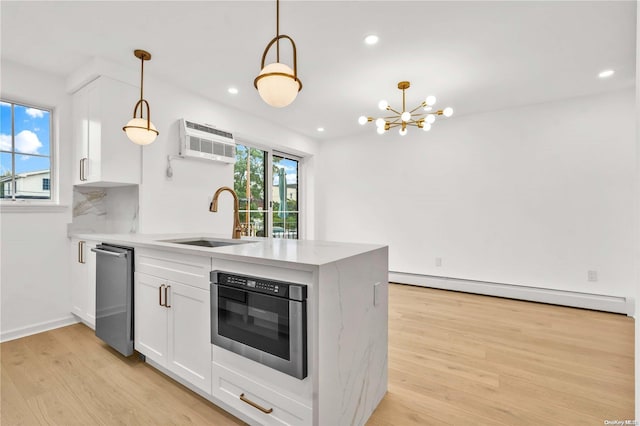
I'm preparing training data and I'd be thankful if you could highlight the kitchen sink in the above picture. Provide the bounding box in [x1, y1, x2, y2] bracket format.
[159, 238, 254, 248]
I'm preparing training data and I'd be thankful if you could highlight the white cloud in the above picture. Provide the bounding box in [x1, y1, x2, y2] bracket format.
[0, 134, 10, 151]
[25, 108, 45, 118]
[16, 130, 43, 154]
[0, 130, 43, 155]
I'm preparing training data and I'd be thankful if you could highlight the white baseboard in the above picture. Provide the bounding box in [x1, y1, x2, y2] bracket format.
[389, 272, 635, 316]
[0, 315, 80, 343]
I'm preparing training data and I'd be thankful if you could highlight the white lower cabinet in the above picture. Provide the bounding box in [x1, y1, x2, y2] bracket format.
[134, 271, 211, 394]
[70, 238, 98, 328]
[212, 362, 312, 426]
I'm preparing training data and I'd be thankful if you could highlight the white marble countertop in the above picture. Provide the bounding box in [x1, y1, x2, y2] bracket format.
[71, 232, 387, 267]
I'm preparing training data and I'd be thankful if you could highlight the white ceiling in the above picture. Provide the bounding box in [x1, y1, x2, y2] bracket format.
[1, 1, 636, 141]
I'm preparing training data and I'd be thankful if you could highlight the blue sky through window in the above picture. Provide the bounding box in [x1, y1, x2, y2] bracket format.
[0, 102, 51, 174]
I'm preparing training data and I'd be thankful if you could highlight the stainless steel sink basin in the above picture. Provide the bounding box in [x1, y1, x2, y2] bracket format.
[159, 238, 254, 248]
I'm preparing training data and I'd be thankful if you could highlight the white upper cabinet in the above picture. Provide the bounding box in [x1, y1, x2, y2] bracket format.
[72, 76, 142, 186]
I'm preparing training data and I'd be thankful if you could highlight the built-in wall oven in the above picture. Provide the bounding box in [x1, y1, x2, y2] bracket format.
[210, 271, 308, 379]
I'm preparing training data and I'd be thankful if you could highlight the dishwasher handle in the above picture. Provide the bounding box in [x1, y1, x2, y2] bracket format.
[91, 247, 127, 258]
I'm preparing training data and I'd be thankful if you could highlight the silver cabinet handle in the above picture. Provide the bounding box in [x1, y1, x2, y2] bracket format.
[159, 284, 165, 306]
[164, 285, 171, 308]
[78, 241, 85, 264]
[90, 248, 126, 258]
[80, 157, 88, 181]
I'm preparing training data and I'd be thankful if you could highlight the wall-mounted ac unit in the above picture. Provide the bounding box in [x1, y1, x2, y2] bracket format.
[178, 119, 235, 164]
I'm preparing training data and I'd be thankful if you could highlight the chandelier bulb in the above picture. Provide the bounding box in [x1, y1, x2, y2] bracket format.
[376, 127, 385, 135]
[426, 95, 437, 106]
[443, 107, 454, 117]
[358, 115, 368, 125]
[378, 100, 389, 111]
[399, 128, 407, 136]
[426, 114, 436, 124]
[423, 123, 432, 132]
[401, 111, 411, 122]
[375, 118, 385, 128]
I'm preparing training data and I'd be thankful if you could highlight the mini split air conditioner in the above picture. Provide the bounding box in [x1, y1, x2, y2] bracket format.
[178, 119, 235, 164]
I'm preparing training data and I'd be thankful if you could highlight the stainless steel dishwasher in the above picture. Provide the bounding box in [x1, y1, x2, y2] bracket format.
[91, 243, 134, 356]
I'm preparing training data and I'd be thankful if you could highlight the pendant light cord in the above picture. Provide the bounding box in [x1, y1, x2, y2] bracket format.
[140, 55, 145, 101]
[276, 0, 280, 62]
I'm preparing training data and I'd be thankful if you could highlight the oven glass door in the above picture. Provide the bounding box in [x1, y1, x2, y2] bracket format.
[216, 284, 291, 360]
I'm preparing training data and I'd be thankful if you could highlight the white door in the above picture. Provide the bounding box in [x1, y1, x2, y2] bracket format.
[70, 239, 87, 319]
[167, 281, 211, 393]
[84, 241, 98, 328]
[134, 272, 168, 366]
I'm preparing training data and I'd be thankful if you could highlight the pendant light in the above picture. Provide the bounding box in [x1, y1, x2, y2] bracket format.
[254, 0, 302, 108]
[123, 49, 159, 145]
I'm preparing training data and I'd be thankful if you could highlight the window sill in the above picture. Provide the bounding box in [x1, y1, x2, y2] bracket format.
[0, 202, 69, 213]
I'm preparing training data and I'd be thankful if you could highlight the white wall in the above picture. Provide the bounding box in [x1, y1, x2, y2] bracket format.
[316, 88, 636, 299]
[634, 2, 639, 419]
[0, 60, 75, 340]
[135, 76, 319, 237]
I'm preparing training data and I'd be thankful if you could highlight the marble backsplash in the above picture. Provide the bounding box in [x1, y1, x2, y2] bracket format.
[68, 186, 139, 235]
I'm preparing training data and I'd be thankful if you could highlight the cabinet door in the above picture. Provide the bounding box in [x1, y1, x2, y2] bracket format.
[85, 81, 101, 182]
[72, 86, 89, 185]
[167, 281, 211, 394]
[84, 241, 98, 328]
[134, 272, 168, 366]
[70, 239, 88, 318]
[98, 76, 141, 185]
[71, 76, 141, 186]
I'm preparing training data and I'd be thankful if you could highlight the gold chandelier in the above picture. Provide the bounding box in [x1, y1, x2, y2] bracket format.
[254, 0, 302, 108]
[359, 81, 453, 135]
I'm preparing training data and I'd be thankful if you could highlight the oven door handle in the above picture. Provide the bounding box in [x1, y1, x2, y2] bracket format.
[91, 248, 126, 258]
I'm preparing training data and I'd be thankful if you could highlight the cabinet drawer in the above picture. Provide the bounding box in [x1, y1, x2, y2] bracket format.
[136, 249, 211, 290]
[212, 362, 312, 426]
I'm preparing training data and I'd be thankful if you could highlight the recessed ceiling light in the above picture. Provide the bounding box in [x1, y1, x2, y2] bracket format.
[598, 69, 615, 78]
[317, 127, 325, 132]
[228, 87, 239, 94]
[364, 35, 379, 45]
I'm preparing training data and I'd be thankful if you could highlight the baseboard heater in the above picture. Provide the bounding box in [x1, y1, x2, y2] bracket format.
[389, 271, 634, 316]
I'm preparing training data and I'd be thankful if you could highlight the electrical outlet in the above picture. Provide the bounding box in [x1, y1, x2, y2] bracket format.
[588, 270, 598, 282]
[435, 257, 442, 267]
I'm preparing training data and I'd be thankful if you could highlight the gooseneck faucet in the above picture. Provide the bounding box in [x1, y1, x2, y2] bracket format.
[210, 186, 242, 239]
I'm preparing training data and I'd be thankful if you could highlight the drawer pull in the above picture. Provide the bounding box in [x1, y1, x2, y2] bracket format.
[159, 284, 165, 306]
[239, 393, 273, 414]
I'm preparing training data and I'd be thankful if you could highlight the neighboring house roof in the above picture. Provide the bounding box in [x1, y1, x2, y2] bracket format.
[0, 169, 49, 183]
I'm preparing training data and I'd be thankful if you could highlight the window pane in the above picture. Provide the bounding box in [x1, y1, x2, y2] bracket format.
[273, 155, 299, 239]
[0, 152, 12, 199]
[13, 104, 50, 156]
[1, 102, 11, 149]
[13, 154, 50, 199]
[235, 143, 267, 234]
[272, 213, 298, 239]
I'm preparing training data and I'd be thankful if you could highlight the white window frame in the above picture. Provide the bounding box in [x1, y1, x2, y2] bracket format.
[234, 138, 304, 239]
[0, 98, 61, 210]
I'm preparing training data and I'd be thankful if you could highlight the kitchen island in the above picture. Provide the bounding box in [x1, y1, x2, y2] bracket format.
[71, 233, 388, 426]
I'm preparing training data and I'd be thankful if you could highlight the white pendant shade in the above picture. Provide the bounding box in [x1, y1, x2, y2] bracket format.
[124, 118, 158, 145]
[256, 62, 300, 108]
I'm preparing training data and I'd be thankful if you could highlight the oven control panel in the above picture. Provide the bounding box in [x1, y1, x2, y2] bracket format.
[212, 271, 308, 301]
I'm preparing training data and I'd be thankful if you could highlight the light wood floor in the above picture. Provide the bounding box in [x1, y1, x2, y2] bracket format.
[1, 284, 634, 425]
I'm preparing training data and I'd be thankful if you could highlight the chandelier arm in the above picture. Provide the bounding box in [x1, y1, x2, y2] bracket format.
[409, 104, 426, 114]
[387, 107, 402, 115]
